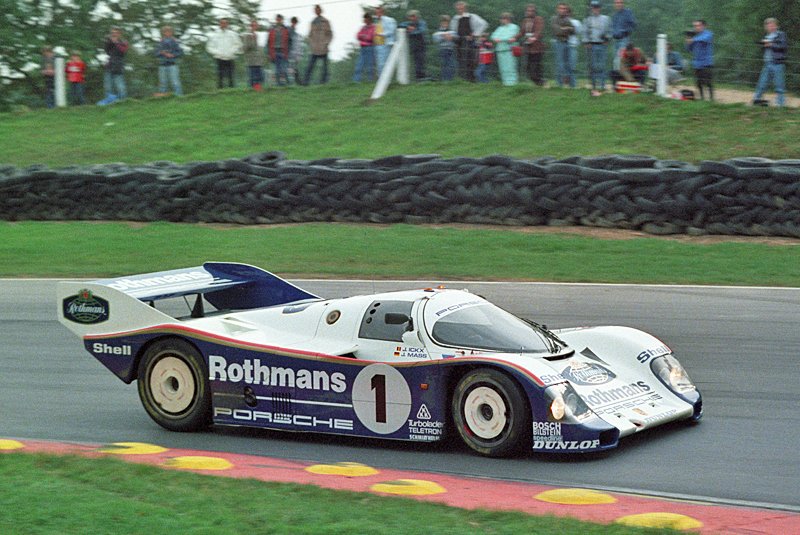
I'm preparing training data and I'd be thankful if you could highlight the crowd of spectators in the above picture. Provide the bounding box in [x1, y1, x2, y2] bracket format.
[39, 2, 791, 109]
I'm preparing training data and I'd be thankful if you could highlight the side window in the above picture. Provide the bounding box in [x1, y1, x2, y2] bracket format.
[358, 300, 413, 342]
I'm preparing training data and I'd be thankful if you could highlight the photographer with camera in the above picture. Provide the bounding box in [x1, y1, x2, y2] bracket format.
[752, 18, 788, 107]
[685, 20, 713, 101]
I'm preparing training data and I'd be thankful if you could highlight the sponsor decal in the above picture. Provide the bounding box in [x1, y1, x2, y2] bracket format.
[408, 434, 439, 442]
[636, 344, 671, 364]
[63, 289, 109, 324]
[213, 407, 353, 430]
[533, 439, 601, 450]
[561, 359, 616, 386]
[416, 404, 432, 419]
[533, 422, 564, 443]
[533, 421, 562, 436]
[408, 417, 444, 439]
[393, 346, 428, 360]
[583, 380, 652, 408]
[540, 373, 567, 386]
[209, 356, 347, 393]
[107, 271, 208, 291]
[92, 342, 132, 356]
[434, 300, 483, 317]
[641, 409, 678, 426]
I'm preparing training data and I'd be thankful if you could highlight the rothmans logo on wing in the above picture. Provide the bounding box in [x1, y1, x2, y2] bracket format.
[561, 359, 616, 386]
[63, 289, 109, 324]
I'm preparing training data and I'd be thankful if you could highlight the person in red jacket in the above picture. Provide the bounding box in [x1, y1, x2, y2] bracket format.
[66, 51, 87, 105]
[352, 12, 376, 82]
[267, 14, 291, 86]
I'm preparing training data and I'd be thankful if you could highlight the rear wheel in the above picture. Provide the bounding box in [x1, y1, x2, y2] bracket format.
[137, 338, 211, 432]
[452, 368, 530, 457]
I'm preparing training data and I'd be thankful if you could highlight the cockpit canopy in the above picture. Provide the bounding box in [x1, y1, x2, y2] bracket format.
[423, 293, 553, 353]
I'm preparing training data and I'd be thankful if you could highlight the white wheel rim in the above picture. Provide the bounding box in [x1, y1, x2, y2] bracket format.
[149, 356, 196, 414]
[463, 386, 508, 440]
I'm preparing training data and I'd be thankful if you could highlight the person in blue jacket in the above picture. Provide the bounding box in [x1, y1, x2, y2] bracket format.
[154, 26, 183, 96]
[752, 18, 788, 107]
[686, 19, 713, 101]
[611, 0, 635, 67]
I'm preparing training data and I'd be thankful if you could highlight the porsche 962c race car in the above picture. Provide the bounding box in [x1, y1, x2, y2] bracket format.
[58, 263, 702, 457]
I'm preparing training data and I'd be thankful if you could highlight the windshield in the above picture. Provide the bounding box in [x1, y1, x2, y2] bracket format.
[428, 303, 552, 353]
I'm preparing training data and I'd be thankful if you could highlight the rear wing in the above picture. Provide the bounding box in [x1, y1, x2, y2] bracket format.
[58, 262, 320, 337]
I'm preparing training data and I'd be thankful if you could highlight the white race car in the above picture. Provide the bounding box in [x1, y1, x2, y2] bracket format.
[58, 262, 702, 457]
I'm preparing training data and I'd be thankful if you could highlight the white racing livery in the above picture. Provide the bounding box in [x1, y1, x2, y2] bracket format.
[58, 262, 702, 457]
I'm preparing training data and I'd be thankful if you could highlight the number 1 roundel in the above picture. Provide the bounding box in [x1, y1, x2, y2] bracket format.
[352, 364, 412, 434]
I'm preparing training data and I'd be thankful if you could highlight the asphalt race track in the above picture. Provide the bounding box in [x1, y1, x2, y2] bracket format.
[2, 279, 799, 511]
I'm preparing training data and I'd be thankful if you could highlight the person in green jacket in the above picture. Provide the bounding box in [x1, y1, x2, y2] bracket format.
[491, 12, 520, 86]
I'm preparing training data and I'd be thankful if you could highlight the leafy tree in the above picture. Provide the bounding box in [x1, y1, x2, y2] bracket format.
[0, 0, 259, 104]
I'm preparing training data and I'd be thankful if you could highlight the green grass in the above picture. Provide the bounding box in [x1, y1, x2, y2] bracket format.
[1, 83, 798, 167]
[0, 453, 675, 535]
[2, 221, 798, 285]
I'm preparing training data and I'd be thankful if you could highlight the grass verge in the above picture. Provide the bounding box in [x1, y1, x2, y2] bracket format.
[1, 221, 798, 286]
[1, 83, 798, 167]
[0, 453, 674, 535]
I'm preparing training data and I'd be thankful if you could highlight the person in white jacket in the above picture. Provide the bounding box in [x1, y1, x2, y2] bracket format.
[450, 2, 487, 81]
[206, 18, 243, 88]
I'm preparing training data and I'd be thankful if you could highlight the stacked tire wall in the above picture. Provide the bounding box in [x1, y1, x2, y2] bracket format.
[2, 152, 800, 237]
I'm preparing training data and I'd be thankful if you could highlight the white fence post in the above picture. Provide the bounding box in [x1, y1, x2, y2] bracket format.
[656, 34, 667, 97]
[370, 28, 408, 101]
[55, 55, 67, 107]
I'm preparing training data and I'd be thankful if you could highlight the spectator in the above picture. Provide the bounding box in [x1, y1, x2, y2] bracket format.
[66, 50, 86, 106]
[433, 15, 458, 81]
[374, 5, 397, 76]
[567, 6, 582, 88]
[353, 12, 376, 82]
[667, 44, 685, 75]
[475, 34, 494, 83]
[206, 18, 243, 89]
[243, 20, 265, 90]
[305, 5, 333, 85]
[491, 12, 520, 86]
[41, 46, 56, 109]
[451, 2, 488, 82]
[582, 0, 611, 97]
[517, 4, 545, 86]
[618, 42, 647, 84]
[154, 26, 183, 97]
[289, 17, 305, 85]
[752, 18, 788, 107]
[551, 3, 575, 88]
[401, 10, 428, 81]
[611, 0, 635, 69]
[686, 19, 713, 101]
[268, 14, 291, 86]
[649, 43, 685, 86]
[102, 27, 128, 103]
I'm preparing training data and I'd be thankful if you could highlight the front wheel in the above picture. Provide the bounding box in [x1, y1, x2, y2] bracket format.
[452, 368, 530, 457]
[137, 338, 211, 432]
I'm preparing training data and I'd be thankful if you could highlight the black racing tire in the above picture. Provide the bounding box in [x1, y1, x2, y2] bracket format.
[451, 368, 530, 457]
[137, 338, 211, 432]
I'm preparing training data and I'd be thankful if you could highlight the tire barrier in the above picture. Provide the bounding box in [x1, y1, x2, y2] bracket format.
[1, 152, 800, 238]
